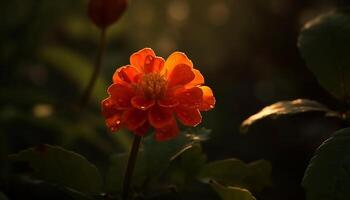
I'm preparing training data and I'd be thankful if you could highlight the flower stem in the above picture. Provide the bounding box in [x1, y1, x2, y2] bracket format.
[79, 28, 107, 109]
[122, 135, 142, 199]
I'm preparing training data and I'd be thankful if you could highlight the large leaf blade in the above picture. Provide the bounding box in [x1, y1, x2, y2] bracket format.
[298, 9, 350, 101]
[10, 144, 103, 194]
[198, 159, 248, 186]
[198, 159, 272, 192]
[302, 127, 350, 200]
[244, 160, 272, 192]
[210, 181, 256, 200]
[241, 99, 341, 133]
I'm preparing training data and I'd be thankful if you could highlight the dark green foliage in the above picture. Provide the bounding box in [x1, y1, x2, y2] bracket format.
[303, 128, 350, 200]
[241, 99, 341, 133]
[105, 133, 192, 194]
[3, 176, 93, 200]
[198, 159, 272, 192]
[210, 181, 256, 200]
[6, 131, 271, 199]
[241, 7, 350, 200]
[299, 9, 350, 102]
[10, 144, 103, 194]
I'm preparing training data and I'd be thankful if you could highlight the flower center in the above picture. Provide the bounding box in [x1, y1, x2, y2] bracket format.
[138, 73, 167, 99]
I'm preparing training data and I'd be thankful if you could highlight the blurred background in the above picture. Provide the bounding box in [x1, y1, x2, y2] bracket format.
[0, 0, 347, 199]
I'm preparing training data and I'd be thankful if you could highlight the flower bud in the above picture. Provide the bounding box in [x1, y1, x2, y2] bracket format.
[88, 0, 127, 29]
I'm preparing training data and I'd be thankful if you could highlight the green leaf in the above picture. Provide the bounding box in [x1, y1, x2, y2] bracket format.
[298, 9, 350, 101]
[244, 160, 272, 192]
[210, 181, 256, 200]
[165, 143, 207, 191]
[179, 143, 207, 178]
[142, 133, 190, 177]
[199, 159, 248, 186]
[302, 127, 350, 200]
[198, 159, 272, 192]
[10, 144, 102, 194]
[39, 46, 109, 103]
[3, 176, 93, 200]
[241, 99, 341, 133]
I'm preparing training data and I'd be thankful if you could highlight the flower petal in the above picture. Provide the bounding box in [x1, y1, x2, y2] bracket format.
[175, 106, 202, 126]
[148, 105, 173, 128]
[101, 98, 122, 132]
[167, 64, 195, 88]
[176, 87, 203, 108]
[158, 97, 179, 108]
[108, 84, 134, 109]
[163, 52, 193, 75]
[130, 48, 156, 70]
[105, 115, 122, 132]
[155, 119, 179, 141]
[185, 69, 204, 88]
[101, 97, 116, 118]
[143, 56, 165, 74]
[134, 121, 150, 136]
[131, 95, 155, 110]
[113, 65, 141, 84]
[122, 108, 147, 130]
[199, 86, 216, 111]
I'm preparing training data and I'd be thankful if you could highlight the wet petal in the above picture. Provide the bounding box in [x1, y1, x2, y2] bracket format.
[167, 64, 195, 88]
[143, 56, 165, 74]
[199, 86, 216, 111]
[131, 95, 155, 110]
[176, 87, 203, 108]
[185, 69, 204, 88]
[122, 108, 147, 130]
[113, 65, 141, 84]
[148, 105, 173, 128]
[101, 97, 116, 118]
[130, 48, 156, 70]
[155, 119, 179, 141]
[163, 52, 193, 75]
[102, 98, 123, 132]
[108, 84, 135, 109]
[105, 115, 122, 132]
[175, 106, 202, 126]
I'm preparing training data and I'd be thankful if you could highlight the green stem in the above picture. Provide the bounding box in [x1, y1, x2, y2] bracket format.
[79, 28, 107, 109]
[122, 135, 142, 199]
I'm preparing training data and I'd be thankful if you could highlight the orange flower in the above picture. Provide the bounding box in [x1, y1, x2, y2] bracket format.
[102, 48, 215, 141]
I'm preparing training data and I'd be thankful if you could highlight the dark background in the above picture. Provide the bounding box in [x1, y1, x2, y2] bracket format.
[0, 0, 347, 199]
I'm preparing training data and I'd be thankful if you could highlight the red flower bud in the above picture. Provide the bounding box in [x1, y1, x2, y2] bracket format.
[88, 0, 127, 29]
